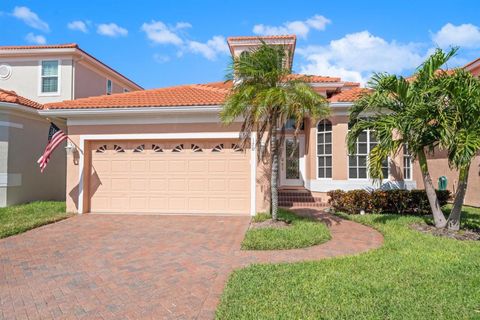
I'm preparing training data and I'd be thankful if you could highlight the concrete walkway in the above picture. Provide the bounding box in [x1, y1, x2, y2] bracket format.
[0, 209, 383, 320]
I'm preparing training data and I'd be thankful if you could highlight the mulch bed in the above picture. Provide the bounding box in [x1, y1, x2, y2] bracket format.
[411, 223, 480, 241]
[250, 219, 291, 230]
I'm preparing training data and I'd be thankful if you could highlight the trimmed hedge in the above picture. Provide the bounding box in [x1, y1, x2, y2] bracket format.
[327, 189, 451, 215]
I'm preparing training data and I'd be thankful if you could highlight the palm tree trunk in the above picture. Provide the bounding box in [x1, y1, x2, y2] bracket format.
[447, 164, 470, 231]
[270, 129, 279, 221]
[418, 148, 447, 228]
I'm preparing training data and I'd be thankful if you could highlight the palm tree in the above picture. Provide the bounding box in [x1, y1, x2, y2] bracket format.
[347, 48, 457, 228]
[438, 69, 480, 230]
[221, 42, 329, 220]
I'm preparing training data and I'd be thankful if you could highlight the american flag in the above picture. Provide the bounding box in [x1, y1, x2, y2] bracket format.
[37, 123, 68, 172]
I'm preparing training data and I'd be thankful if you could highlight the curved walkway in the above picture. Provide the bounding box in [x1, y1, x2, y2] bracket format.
[0, 209, 383, 320]
[199, 208, 384, 318]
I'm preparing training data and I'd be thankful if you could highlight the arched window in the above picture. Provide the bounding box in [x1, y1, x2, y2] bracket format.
[317, 120, 332, 178]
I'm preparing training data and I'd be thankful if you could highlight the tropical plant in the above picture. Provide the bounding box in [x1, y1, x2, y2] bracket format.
[221, 42, 329, 220]
[438, 69, 480, 230]
[347, 48, 458, 229]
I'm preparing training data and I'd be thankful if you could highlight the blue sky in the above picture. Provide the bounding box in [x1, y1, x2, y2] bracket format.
[1, 0, 480, 89]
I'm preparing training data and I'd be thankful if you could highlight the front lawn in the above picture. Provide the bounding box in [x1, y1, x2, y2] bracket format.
[0, 201, 70, 238]
[241, 209, 331, 250]
[217, 206, 480, 319]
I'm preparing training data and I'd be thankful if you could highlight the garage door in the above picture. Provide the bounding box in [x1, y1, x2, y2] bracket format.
[88, 140, 251, 215]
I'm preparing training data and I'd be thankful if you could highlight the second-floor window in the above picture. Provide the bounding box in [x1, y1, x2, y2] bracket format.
[106, 79, 112, 95]
[41, 60, 59, 94]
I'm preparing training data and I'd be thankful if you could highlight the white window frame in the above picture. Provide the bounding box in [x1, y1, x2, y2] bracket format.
[316, 119, 333, 180]
[38, 59, 61, 96]
[106, 79, 112, 95]
[403, 144, 413, 180]
[348, 127, 390, 180]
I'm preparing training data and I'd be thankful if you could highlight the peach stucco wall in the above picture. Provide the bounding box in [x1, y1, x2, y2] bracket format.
[65, 122, 269, 214]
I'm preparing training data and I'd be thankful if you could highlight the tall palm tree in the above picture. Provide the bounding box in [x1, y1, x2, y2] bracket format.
[439, 69, 480, 230]
[221, 42, 329, 220]
[347, 48, 457, 228]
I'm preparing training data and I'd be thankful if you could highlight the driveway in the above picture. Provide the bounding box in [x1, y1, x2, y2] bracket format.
[0, 214, 250, 319]
[0, 211, 383, 320]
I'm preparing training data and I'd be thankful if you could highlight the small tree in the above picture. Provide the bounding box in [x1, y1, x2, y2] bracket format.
[348, 48, 457, 228]
[221, 43, 329, 220]
[438, 69, 480, 230]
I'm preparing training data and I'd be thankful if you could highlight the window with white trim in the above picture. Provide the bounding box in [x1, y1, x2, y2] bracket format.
[106, 79, 112, 95]
[403, 144, 412, 180]
[41, 60, 59, 93]
[348, 124, 389, 179]
[317, 120, 332, 178]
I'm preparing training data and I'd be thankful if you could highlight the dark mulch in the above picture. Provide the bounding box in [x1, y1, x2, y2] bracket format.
[411, 223, 480, 241]
[250, 219, 291, 230]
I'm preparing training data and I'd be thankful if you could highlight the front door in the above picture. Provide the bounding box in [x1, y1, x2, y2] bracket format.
[280, 136, 305, 187]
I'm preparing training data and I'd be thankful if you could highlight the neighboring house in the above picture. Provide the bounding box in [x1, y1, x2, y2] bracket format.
[0, 89, 64, 206]
[0, 44, 142, 207]
[39, 35, 413, 216]
[0, 44, 142, 104]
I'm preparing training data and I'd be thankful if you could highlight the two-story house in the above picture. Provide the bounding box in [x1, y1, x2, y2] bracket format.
[0, 44, 142, 207]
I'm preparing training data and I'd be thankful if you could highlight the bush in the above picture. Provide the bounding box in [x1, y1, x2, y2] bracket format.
[327, 189, 451, 215]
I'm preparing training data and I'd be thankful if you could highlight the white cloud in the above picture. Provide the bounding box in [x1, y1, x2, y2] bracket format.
[25, 32, 46, 45]
[68, 20, 88, 33]
[253, 14, 330, 39]
[153, 53, 170, 63]
[97, 23, 128, 37]
[175, 22, 192, 30]
[12, 6, 49, 32]
[187, 36, 229, 60]
[141, 20, 183, 45]
[432, 23, 480, 48]
[298, 31, 425, 84]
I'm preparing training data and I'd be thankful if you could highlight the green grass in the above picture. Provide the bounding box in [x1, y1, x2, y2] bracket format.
[0, 201, 70, 238]
[241, 209, 331, 250]
[217, 206, 480, 319]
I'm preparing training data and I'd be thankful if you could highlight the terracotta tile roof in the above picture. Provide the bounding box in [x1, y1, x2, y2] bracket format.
[46, 74, 359, 110]
[227, 35, 296, 41]
[328, 87, 370, 103]
[342, 81, 360, 87]
[0, 89, 43, 109]
[45, 82, 232, 109]
[0, 43, 78, 50]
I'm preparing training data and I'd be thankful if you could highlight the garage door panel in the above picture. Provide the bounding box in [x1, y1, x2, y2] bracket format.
[149, 160, 167, 172]
[111, 160, 129, 173]
[131, 179, 147, 191]
[149, 179, 168, 191]
[131, 160, 147, 172]
[169, 160, 187, 172]
[188, 179, 207, 191]
[89, 140, 251, 215]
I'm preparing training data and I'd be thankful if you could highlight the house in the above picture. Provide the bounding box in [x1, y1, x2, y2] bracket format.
[0, 44, 142, 207]
[0, 89, 65, 206]
[0, 44, 142, 104]
[35, 35, 408, 215]
[35, 35, 479, 215]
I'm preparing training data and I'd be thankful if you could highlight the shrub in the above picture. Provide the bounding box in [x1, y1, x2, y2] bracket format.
[327, 189, 451, 215]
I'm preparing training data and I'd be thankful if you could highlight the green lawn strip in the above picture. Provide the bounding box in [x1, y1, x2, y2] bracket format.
[241, 209, 331, 250]
[217, 207, 480, 319]
[0, 201, 70, 238]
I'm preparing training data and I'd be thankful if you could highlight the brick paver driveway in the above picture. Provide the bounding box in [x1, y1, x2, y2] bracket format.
[0, 214, 250, 320]
[0, 211, 383, 319]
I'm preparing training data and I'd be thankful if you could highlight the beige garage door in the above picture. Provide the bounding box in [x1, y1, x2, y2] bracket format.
[88, 140, 251, 215]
